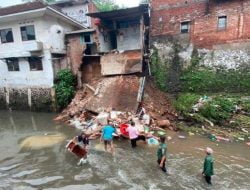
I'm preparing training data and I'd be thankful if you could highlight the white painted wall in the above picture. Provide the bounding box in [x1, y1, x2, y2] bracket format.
[61, 4, 90, 27]
[0, 15, 77, 88]
[117, 26, 141, 51]
[98, 31, 112, 52]
[0, 50, 53, 88]
[97, 25, 141, 53]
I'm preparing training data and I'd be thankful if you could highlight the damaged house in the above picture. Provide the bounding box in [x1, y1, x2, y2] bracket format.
[52, 0, 97, 27]
[0, 1, 85, 111]
[65, 4, 150, 114]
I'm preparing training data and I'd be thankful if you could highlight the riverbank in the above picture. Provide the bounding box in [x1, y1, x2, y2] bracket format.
[54, 78, 250, 143]
[174, 93, 250, 142]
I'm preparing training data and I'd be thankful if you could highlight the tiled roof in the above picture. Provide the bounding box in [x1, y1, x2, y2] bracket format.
[0, 1, 47, 16]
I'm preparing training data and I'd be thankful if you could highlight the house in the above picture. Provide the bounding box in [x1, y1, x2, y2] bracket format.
[0, 1, 85, 111]
[64, 5, 150, 113]
[53, 0, 97, 27]
[85, 4, 150, 77]
[151, 0, 250, 48]
[150, 0, 250, 75]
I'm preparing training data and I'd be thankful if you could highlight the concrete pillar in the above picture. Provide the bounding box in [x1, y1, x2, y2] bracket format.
[28, 88, 32, 109]
[5, 87, 9, 107]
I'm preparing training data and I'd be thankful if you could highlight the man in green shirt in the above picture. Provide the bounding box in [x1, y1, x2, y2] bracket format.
[202, 147, 214, 184]
[157, 136, 167, 173]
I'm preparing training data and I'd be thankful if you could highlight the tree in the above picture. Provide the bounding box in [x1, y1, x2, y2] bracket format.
[93, 0, 119, 12]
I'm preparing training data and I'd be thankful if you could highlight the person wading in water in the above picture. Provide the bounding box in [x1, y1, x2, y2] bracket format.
[100, 120, 117, 153]
[157, 136, 167, 173]
[202, 147, 214, 185]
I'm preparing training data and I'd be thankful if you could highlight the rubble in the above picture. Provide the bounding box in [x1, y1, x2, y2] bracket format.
[54, 77, 179, 143]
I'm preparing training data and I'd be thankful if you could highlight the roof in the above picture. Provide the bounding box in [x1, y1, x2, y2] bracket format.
[0, 1, 47, 16]
[66, 28, 95, 35]
[53, 0, 90, 6]
[0, 1, 86, 29]
[86, 4, 149, 20]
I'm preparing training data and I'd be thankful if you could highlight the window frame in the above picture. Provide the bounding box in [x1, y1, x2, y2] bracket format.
[0, 28, 14, 43]
[180, 21, 190, 34]
[6, 58, 20, 72]
[217, 16, 227, 30]
[20, 25, 36, 41]
[28, 57, 43, 71]
[84, 34, 92, 43]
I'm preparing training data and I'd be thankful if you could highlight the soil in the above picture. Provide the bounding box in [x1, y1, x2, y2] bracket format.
[54, 77, 178, 130]
[143, 79, 178, 121]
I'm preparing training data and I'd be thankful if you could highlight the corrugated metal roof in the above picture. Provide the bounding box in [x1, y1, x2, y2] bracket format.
[53, 0, 90, 6]
[86, 4, 148, 20]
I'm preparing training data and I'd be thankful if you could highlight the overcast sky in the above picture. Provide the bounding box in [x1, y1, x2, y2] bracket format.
[0, 0, 141, 8]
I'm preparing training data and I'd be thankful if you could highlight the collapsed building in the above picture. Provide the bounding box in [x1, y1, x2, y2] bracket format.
[64, 4, 150, 114]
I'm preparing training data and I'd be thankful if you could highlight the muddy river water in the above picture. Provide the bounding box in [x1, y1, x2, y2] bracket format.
[0, 110, 249, 190]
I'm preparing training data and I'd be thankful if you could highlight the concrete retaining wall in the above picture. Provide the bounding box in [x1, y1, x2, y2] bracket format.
[0, 87, 55, 112]
[152, 36, 250, 71]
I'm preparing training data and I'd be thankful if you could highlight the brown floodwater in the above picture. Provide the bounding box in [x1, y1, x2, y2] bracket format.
[0, 110, 249, 190]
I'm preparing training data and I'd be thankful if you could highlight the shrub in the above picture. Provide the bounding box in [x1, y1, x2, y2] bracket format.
[54, 69, 76, 109]
[180, 69, 250, 93]
[174, 93, 200, 113]
[199, 97, 235, 124]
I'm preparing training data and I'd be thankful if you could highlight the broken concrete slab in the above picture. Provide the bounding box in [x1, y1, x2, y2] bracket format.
[101, 50, 142, 76]
[85, 75, 141, 113]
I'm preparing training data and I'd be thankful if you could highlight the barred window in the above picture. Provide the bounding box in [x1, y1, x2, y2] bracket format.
[218, 16, 227, 29]
[0, 28, 14, 43]
[6, 58, 19, 71]
[28, 57, 43, 71]
[21, 25, 36, 41]
[181, 21, 190, 33]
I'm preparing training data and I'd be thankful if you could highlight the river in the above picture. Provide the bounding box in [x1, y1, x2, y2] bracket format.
[0, 110, 249, 190]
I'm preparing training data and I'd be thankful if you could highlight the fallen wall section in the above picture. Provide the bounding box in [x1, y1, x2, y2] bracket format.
[101, 50, 142, 76]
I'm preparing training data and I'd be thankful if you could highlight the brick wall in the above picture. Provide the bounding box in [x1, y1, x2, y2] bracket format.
[88, 0, 98, 27]
[151, 0, 250, 48]
[67, 34, 86, 75]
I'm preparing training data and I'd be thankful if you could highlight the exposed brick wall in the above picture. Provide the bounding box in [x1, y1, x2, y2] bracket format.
[88, 0, 98, 27]
[67, 34, 86, 75]
[151, 0, 250, 48]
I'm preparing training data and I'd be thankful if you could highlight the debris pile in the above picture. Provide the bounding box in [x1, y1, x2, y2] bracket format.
[54, 77, 178, 134]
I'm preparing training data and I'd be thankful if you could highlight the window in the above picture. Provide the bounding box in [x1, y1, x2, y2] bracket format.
[6, 58, 19, 71]
[181, 21, 190, 33]
[28, 57, 43, 71]
[218, 16, 227, 29]
[21, 25, 36, 41]
[0, 28, 14, 43]
[84, 34, 91, 43]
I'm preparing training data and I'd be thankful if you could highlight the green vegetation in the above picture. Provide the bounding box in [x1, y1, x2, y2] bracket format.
[180, 69, 250, 93]
[93, 0, 119, 12]
[199, 97, 235, 124]
[175, 93, 250, 128]
[151, 46, 250, 93]
[151, 48, 169, 91]
[174, 93, 200, 114]
[151, 46, 250, 138]
[54, 69, 76, 110]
